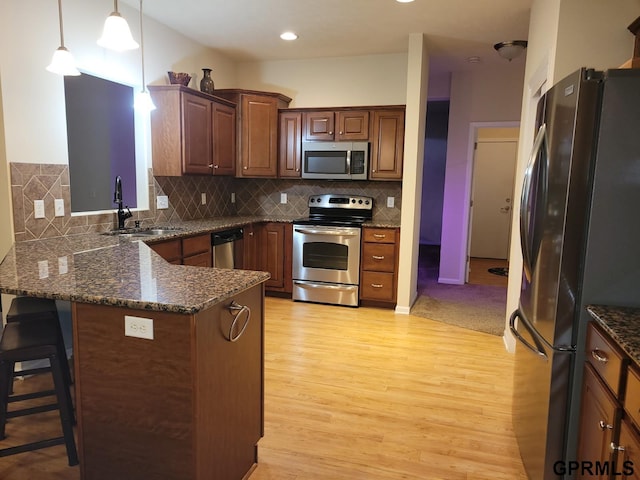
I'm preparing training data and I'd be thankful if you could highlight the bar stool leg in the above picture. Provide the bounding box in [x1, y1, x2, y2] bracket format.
[49, 353, 78, 466]
[0, 359, 9, 440]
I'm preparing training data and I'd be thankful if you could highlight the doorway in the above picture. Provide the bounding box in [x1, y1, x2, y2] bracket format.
[466, 125, 519, 284]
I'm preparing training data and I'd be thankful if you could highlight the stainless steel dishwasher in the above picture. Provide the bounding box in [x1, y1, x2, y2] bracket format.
[211, 228, 244, 268]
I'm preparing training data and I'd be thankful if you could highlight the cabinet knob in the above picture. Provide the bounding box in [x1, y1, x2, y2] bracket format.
[372, 169, 377, 173]
[610, 442, 626, 452]
[213, 165, 219, 169]
[339, 131, 343, 135]
[296, 168, 300, 172]
[329, 131, 333, 135]
[598, 420, 613, 431]
[208, 164, 214, 168]
[243, 166, 248, 170]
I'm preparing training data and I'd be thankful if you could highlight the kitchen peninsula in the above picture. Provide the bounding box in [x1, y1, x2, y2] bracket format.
[0, 229, 270, 480]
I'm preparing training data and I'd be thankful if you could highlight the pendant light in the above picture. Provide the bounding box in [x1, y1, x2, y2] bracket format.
[98, 0, 139, 51]
[46, 0, 80, 76]
[134, 0, 155, 111]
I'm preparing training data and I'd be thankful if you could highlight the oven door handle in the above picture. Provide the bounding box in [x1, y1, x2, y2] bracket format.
[294, 228, 359, 237]
[293, 281, 358, 291]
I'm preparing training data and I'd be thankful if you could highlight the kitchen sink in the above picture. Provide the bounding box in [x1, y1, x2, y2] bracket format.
[103, 226, 184, 238]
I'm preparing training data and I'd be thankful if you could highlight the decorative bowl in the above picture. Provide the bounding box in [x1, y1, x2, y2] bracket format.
[167, 71, 191, 86]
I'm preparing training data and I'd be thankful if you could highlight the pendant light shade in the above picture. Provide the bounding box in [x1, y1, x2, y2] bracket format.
[47, 0, 80, 76]
[134, 0, 155, 111]
[98, 0, 139, 51]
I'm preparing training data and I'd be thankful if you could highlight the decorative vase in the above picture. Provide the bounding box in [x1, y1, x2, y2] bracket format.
[200, 68, 215, 94]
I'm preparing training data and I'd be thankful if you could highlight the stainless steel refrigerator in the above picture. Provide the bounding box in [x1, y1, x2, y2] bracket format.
[509, 67, 640, 480]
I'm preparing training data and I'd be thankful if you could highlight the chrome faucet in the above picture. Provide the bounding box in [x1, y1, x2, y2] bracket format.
[114, 175, 132, 230]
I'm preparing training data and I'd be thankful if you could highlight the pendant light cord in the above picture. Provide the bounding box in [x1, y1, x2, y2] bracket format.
[139, 0, 147, 90]
[57, 0, 66, 47]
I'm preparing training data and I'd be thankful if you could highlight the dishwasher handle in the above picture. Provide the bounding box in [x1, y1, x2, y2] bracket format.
[212, 227, 244, 245]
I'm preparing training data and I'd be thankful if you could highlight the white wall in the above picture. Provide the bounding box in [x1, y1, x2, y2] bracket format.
[236, 53, 408, 108]
[438, 63, 526, 284]
[0, 0, 236, 170]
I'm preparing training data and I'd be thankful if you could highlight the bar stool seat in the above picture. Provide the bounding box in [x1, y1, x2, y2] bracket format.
[0, 317, 78, 466]
[5, 297, 72, 388]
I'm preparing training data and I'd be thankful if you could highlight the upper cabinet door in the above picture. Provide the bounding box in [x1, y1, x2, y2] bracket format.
[182, 93, 214, 175]
[212, 102, 236, 176]
[279, 111, 302, 177]
[336, 110, 369, 141]
[240, 94, 279, 177]
[303, 112, 335, 141]
[370, 109, 405, 180]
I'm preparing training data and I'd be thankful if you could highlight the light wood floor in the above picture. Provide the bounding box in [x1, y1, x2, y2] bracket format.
[1, 297, 526, 480]
[468, 257, 509, 287]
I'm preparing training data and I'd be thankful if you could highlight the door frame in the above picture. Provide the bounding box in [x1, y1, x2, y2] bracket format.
[463, 121, 520, 283]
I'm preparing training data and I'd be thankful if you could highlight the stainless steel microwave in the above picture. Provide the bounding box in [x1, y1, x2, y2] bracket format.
[301, 141, 369, 180]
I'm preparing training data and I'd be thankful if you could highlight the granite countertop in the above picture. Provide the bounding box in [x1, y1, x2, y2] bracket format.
[0, 220, 271, 314]
[586, 305, 640, 367]
[0, 215, 400, 314]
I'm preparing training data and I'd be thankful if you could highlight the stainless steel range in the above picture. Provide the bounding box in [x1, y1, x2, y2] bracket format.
[292, 194, 373, 307]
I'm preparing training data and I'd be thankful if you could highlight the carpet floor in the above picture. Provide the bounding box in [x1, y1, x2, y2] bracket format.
[410, 246, 508, 336]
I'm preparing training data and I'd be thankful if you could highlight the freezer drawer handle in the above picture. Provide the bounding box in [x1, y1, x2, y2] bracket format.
[509, 310, 547, 359]
[226, 301, 251, 342]
[591, 349, 609, 363]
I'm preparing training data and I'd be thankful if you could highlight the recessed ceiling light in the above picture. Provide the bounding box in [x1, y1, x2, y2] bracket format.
[467, 56, 481, 64]
[280, 32, 298, 41]
[396, 0, 415, 3]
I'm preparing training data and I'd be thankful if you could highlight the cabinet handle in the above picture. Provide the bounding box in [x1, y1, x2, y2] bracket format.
[208, 164, 214, 168]
[371, 283, 384, 288]
[599, 420, 613, 431]
[373, 234, 386, 239]
[610, 442, 626, 452]
[591, 349, 609, 363]
[213, 165, 219, 169]
[372, 255, 385, 260]
[226, 301, 251, 342]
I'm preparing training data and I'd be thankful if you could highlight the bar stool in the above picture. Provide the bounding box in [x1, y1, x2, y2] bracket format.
[6, 297, 73, 390]
[0, 316, 78, 465]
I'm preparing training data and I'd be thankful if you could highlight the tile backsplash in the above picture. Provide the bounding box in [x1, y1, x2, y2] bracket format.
[10, 162, 402, 241]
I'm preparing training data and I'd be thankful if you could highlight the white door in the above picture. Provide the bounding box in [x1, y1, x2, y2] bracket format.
[469, 140, 518, 259]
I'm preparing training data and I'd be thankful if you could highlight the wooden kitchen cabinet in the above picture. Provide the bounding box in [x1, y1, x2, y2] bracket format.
[370, 108, 405, 180]
[577, 362, 619, 479]
[149, 233, 212, 267]
[240, 223, 259, 271]
[360, 227, 399, 306]
[214, 89, 292, 178]
[149, 85, 236, 177]
[72, 283, 264, 480]
[279, 111, 302, 177]
[577, 321, 638, 478]
[260, 222, 292, 293]
[303, 110, 369, 141]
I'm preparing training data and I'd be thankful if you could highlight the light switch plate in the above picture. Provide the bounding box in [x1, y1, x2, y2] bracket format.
[386, 196, 395, 208]
[54, 198, 65, 217]
[157, 195, 169, 209]
[231, 192, 236, 204]
[34, 200, 45, 219]
[124, 315, 154, 340]
[201, 192, 206, 205]
[280, 193, 287, 204]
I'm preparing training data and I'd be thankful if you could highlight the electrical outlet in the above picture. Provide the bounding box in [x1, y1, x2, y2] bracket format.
[156, 195, 169, 209]
[58, 256, 68, 275]
[38, 260, 49, 279]
[34, 200, 45, 219]
[386, 196, 395, 208]
[201, 192, 206, 205]
[124, 315, 154, 340]
[280, 193, 288, 204]
[54, 198, 65, 217]
[231, 192, 236, 204]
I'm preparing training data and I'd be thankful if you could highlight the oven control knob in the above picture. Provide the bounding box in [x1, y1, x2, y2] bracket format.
[351, 199, 356, 203]
[365, 200, 370, 205]
[358, 199, 363, 204]
[310, 198, 315, 203]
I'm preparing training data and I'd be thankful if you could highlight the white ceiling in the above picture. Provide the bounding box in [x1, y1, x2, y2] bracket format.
[121, 0, 532, 74]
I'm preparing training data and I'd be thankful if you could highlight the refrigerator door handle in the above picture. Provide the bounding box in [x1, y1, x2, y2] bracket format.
[509, 310, 548, 359]
[520, 123, 547, 281]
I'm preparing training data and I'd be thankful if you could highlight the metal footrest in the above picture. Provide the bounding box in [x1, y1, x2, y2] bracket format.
[0, 436, 65, 457]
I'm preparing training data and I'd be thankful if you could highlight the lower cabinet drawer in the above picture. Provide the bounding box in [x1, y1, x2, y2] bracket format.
[586, 322, 625, 395]
[183, 251, 212, 268]
[361, 243, 396, 272]
[149, 239, 182, 263]
[626, 366, 640, 429]
[361, 271, 395, 301]
[182, 234, 211, 257]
